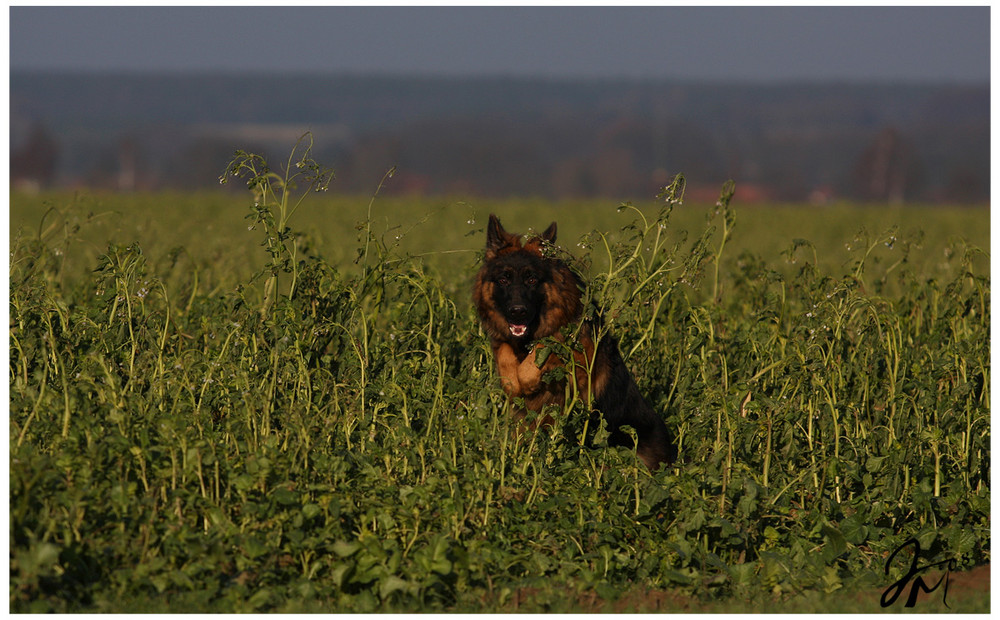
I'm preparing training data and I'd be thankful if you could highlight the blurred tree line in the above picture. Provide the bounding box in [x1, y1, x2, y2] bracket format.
[10, 73, 989, 204]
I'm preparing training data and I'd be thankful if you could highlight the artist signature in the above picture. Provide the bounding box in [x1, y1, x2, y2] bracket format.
[880, 537, 957, 609]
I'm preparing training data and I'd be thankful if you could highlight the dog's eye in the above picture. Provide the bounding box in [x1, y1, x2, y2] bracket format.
[497, 276, 509, 286]
[526, 275, 538, 285]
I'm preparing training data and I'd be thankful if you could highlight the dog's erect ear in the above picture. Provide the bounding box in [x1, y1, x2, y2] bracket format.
[486, 213, 520, 259]
[486, 214, 506, 251]
[521, 220, 557, 258]
[540, 222, 557, 244]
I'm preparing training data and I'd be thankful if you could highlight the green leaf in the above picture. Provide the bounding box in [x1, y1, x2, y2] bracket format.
[247, 587, 271, 610]
[821, 525, 847, 562]
[302, 503, 321, 519]
[332, 540, 361, 558]
[243, 536, 268, 560]
[380, 575, 410, 600]
[840, 513, 869, 545]
[273, 487, 298, 506]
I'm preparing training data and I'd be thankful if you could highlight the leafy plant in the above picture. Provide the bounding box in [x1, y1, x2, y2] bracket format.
[9, 139, 989, 613]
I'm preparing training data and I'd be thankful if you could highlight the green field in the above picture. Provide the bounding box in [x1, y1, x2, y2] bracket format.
[9, 149, 990, 612]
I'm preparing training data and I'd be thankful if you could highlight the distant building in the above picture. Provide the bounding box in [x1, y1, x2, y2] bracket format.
[11, 122, 58, 191]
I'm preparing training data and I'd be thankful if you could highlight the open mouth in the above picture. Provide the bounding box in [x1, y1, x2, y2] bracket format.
[509, 324, 528, 338]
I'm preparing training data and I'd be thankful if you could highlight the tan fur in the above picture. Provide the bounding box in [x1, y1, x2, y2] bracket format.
[489, 310, 604, 425]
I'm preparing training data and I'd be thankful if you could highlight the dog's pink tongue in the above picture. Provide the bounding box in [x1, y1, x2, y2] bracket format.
[509, 324, 527, 337]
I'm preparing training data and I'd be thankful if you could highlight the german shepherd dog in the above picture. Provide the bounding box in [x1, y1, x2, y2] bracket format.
[473, 214, 677, 470]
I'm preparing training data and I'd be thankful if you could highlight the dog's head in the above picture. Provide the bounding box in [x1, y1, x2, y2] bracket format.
[475, 214, 558, 342]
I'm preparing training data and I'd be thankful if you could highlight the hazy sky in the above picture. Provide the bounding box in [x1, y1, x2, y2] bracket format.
[8, 5, 991, 83]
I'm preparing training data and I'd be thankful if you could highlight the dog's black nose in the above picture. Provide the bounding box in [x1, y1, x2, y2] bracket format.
[508, 305, 528, 321]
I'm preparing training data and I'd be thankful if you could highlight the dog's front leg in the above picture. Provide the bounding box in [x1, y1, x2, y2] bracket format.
[516, 342, 563, 395]
[493, 342, 525, 397]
